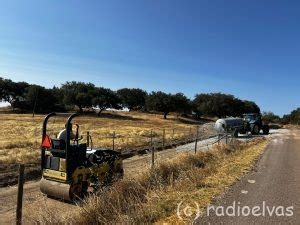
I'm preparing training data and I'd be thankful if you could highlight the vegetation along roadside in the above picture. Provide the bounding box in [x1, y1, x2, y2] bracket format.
[25, 138, 269, 224]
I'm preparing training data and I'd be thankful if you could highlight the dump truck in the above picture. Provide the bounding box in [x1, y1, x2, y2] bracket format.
[215, 113, 269, 137]
[40, 112, 123, 201]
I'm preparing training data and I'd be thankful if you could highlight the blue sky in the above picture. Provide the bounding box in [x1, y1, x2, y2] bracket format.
[0, 0, 299, 116]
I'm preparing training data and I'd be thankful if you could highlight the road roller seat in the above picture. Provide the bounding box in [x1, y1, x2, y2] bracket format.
[57, 121, 76, 142]
[57, 128, 67, 143]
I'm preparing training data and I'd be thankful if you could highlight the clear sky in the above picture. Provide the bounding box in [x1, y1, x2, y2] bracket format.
[0, 0, 299, 116]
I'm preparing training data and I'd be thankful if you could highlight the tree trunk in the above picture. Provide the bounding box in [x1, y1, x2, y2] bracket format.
[97, 108, 105, 117]
[163, 112, 168, 119]
[78, 106, 83, 113]
[8, 100, 14, 111]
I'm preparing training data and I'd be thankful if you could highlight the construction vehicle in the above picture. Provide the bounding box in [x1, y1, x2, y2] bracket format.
[215, 113, 270, 137]
[40, 112, 123, 201]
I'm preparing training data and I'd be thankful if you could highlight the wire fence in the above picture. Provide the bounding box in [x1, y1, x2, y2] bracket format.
[145, 130, 237, 169]
[83, 125, 238, 171]
[85, 125, 218, 156]
[86, 126, 233, 171]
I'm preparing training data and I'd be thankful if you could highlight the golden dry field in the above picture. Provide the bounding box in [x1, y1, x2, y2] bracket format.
[0, 111, 200, 167]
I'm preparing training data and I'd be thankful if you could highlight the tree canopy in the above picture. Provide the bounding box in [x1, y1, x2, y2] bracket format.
[146, 91, 191, 119]
[1, 77, 267, 119]
[262, 111, 281, 123]
[0, 78, 29, 106]
[92, 87, 121, 116]
[61, 81, 95, 112]
[117, 88, 147, 111]
[172, 93, 191, 114]
[193, 93, 260, 118]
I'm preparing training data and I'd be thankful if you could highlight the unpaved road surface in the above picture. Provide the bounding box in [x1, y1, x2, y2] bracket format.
[197, 128, 300, 224]
[0, 129, 286, 224]
[176, 128, 282, 153]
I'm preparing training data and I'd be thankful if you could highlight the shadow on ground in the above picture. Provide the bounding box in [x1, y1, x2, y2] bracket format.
[85, 112, 145, 121]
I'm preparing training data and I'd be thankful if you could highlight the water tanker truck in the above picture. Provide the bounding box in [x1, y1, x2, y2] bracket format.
[215, 113, 269, 137]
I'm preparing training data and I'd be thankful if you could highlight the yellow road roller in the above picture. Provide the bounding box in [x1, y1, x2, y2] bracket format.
[40, 112, 123, 201]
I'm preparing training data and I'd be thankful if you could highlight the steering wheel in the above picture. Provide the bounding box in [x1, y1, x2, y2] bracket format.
[72, 123, 82, 144]
[73, 136, 83, 142]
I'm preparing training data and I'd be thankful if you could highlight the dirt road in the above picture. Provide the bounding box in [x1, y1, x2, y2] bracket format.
[197, 128, 300, 224]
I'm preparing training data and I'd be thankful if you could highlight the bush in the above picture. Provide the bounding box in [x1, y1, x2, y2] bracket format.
[282, 108, 300, 124]
[262, 111, 281, 123]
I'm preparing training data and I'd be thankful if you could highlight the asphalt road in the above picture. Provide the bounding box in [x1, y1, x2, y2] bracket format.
[196, 129, 300, 224]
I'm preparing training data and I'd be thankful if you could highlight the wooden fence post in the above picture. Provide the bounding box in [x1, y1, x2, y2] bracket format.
[151, 146, 155, 168]
[16, 164, 25, 225]
[87, 131, 90, 147]
[150, 130, 155, 168]
[170, 172, 174, 187]
[162, 129, 165, 148]
[194, 126, 199, 154]
[150, 130, 153, 148]
[231, 131, 235, 144]
[112, 131, 116, 150]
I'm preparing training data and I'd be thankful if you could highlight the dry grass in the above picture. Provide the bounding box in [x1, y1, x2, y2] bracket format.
[0, 112, 200, 167]
[27, 138, 268, 224]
